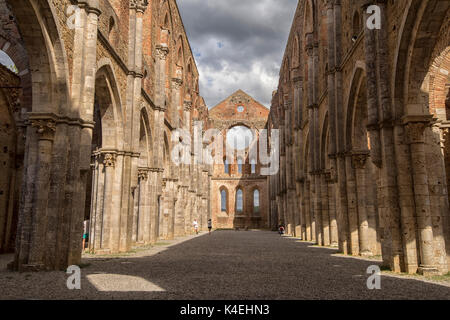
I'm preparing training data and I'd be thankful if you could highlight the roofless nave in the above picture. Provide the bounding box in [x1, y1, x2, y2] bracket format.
[0, 0, 449, 277]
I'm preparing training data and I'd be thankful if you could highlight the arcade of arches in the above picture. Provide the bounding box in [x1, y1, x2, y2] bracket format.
[269, 0, 450, 275]
[0, 0, 211, 271]
[0, 0, 449, 277]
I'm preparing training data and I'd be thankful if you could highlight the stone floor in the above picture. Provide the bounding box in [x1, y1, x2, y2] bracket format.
[0, 230, 449, 299]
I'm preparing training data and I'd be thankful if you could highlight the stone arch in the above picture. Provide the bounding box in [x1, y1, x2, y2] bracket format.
[251, 187, 260, 215]
[94, 64, 124, 150]
[186, 58, 193, 93]
[235, 186, 244, 213]
[0, 75, 22, 253]
[392, 0, 450, 272]
[345, 66, 366, 152]
[219, 186, 229, 213]
[160, 1, 173, 32]
[292, 35, 300, 68]
[175, 35, 184, 78]
[320, 112, 329, 170]
[0, 35, 31, 110]
[393, 0, 450, 119]
[344, 63, 381, 257]
[163, 130, 170, 179]
[139, 108, 152, 168]
[5, 0, 74, 271]
[352, 10, 361, 39]
[427, 47, 450, 120]
[6, 0, 70, 115]
[303, 0, 314, 35]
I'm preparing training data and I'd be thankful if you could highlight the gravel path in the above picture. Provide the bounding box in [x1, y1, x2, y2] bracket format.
[0, 230, 449, 300]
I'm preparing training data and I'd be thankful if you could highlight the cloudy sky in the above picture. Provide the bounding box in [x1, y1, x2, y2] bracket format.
[177, 0, 298, 109]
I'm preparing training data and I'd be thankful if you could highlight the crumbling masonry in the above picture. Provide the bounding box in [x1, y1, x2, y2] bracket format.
[269, 0, 450, 275]
[0, 0, 211, 271]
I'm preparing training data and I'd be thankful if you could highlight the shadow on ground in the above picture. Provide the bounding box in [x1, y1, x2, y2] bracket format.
[0, 230, 449, 300]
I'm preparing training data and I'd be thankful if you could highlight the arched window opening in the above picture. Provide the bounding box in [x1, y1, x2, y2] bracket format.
[0, 50, 18, 74]
[250, 159, 256, 174]
[236, 189, 243, 212]
[164, 14, 169, 29]
[226, 125, 253, 151]
[253, 189, 260, 214]
[220, 189, 227, 212]
[108, 16, 115, 39]
[224, 158, 229, 174]
[237, 158, 243, 174]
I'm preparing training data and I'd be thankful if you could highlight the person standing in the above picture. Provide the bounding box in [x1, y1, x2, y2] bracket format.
[82, 219, 90, 252]
[193, 219, 199, 235]
[207, 219, 212, 234]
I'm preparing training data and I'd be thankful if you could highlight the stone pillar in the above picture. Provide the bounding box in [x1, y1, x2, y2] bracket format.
[91, 152, 105, 252]
[24, 120, 56, 269]
[325, 3, 339, 251]
[404, 120, 439, 274]
[137, 169, 148, 243]
[101, 152, 116, 251]
[345, 153, 359, 255]
[320, 172, 331, 246]
[325, 171, 339, 246]
[172, 78, 182, 127]
[314, 172, 323, 246]
[336, 153, 349, 254]
[352, 151, 372, 256]
[303, 180, 312, 241]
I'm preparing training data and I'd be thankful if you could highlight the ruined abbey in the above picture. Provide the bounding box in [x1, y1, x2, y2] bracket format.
[269, 0, 450, 275]
[0, 0, 449, 279]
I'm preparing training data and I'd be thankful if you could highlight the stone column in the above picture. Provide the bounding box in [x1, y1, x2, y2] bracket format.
[172, 78, 182, 127]
[345, 153, 359, 255]
[101, 152, 116, 251]
[304, 180, 312, 241]
[91, 152, 105, 252]
[404, 120, 439, 274]
[132, 179, 140, 244]
[325, 171, 339, 246]
[25, 120, 56, 269]
[320, 172, 331, 246]
[137, 169, 149, 243]
[352, 151, 372, 256]
[88, 154, 99, 252]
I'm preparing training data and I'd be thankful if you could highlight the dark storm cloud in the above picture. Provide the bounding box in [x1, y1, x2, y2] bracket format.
[177, 0, 297, 108]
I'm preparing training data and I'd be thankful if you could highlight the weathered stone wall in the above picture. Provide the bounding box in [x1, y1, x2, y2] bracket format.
[0, 0, 211, 271]
[270, 0, 450, 275]
[209, 90, 270, 230]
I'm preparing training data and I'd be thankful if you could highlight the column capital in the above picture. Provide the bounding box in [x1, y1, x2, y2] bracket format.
[325, 0, 334, 10]
[184, 101, 193, 111]
[305, 33, 314, 56]
[171, 77, 183, 90]
[130, 0, 148, 13]
[30, 119, 56, 141]
[155, 45, 169, 60]
[351, 150, 370, 169]
[138, 168, 149, 181]
[402, 115, 433, 144]
[103, 153, 116, 167]
[324, 170, 333, 182]
[293, 75, 303, 87]
[77, 0, 102, 15]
